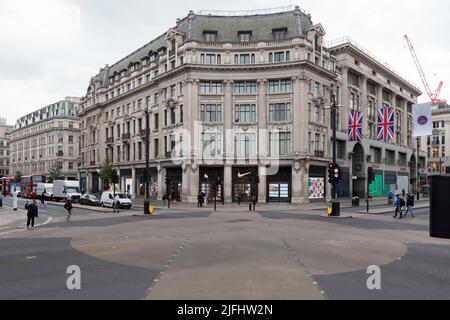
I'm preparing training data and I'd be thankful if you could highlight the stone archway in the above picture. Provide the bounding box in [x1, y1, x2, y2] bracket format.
[352, 143, 366, 197]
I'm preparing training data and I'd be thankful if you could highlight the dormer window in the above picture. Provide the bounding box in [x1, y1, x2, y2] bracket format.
[273, 28, 287, 40]
[204, 31, 217, 42]
[238, 31, 252, 43]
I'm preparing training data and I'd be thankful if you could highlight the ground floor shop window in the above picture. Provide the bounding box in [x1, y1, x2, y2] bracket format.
[308, 177, 325, 200]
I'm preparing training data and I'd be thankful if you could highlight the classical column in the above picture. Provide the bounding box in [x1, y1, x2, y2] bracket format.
[360, 76, 369, 139]
[224, 165, 232, 203]
[258, 166, 267, 204]
[402, 99, 408, 147]
[182, 164, 198, 203]
[131, 167, 136, 199]
[340, 66, 349, 130]
[157, 165, 166, 200]
[223, 80, 234, 164]
[292, 76, 302, 154]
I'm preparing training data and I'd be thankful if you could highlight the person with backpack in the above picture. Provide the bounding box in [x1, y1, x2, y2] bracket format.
[25, 200, 38, 230]
[393, 194, 403, 219]
[64, 197, 73, 221]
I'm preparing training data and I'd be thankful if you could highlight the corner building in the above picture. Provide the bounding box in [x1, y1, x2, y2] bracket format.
[79, 7, 424, 203]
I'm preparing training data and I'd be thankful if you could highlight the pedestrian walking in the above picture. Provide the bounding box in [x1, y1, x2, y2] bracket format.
[25, 200, 38, 230]
[404, 194, 415, 218]
[39, 192, 46, 208]
[393, 194, 403, 219]
[162, 193, 168, 207]
[113, 194, 120, 213]
[402, 189, 406, 199]
[64, 197, 73, 221]
[12, 187, 18, 211]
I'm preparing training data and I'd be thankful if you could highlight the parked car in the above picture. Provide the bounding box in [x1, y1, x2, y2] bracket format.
[79, 194, 101, 206]
[100, 191, 132, 209]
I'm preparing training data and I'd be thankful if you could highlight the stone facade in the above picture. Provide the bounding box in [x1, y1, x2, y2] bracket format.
[428, 104, 450, 177]
[78, 7, 425, 203]
[0, 119, 13, 177]
[9, 98, 81, 180]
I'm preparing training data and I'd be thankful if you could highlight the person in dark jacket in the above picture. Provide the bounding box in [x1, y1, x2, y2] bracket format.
[25, 200, 38, 230]
[40, 192, 46, 208]
[393, 194, 403, 219]
[404, 194, 415, 218]
[64, 198, 73, 221]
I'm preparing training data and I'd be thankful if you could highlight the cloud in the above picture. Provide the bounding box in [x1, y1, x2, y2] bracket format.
[0, 0, 448, 125]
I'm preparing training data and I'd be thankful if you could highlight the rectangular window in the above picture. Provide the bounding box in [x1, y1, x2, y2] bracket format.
[200, 104, 222, 123]
[269, 131, 292, 156]
[154, 113, 159, 130]
[234, 104, 257, 123]
[269, 79, 292, 93]
[239, 32, 251, 42]
[234, 132, 257, 157]
[273, 28, 287, 40]
[204, 31, 217, 42]
[268, 103, 292, 122]
[200, 81, 222, 94]
[201, 132, 223, 157]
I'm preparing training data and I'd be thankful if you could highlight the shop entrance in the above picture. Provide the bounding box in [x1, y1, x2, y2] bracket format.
[232, 167, 258, 203]
[199, 167, 224, 204]
[166, 167, 182, 202]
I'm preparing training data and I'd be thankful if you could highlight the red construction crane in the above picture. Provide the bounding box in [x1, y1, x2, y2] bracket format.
[404, 34, 443, 105]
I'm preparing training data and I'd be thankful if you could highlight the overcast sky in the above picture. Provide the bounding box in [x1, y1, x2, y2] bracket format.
[1, 0, 449, 125]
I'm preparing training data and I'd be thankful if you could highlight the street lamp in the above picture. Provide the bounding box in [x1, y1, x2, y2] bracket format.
[329, 93, 340, 216]
[143, 109, 151, 215]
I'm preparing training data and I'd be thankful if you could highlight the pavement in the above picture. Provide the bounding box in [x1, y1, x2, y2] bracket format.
[2, 196, 447, 300]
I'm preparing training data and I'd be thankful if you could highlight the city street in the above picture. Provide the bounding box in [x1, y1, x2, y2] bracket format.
[1, 198, 448, 300]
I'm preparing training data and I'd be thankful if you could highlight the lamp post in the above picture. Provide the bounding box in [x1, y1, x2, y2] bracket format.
[416, 137, 420, 201]
[331, 94, 340, 205]
[144, 109, 150, 215]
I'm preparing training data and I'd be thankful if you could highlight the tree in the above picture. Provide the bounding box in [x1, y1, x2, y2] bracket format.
[99, 155, 113, 191]
[48, 165, 61, 183]
[14, 171, 22, 183]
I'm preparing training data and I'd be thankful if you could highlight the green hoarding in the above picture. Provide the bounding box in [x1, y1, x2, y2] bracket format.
[369, 173, 383, 197]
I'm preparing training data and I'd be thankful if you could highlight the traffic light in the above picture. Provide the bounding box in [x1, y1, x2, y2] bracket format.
[333, 165, 342, 183]
[328, 163, 341, 184]
[368, 167, 375, 184]
[328, 163, 336, 184]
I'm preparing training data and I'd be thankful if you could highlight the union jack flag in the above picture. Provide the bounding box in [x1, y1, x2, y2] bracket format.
[348, 111, 363, 142]
[377, 104, 395, 141]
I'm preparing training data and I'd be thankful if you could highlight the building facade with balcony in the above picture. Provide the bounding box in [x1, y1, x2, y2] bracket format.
[0, 117, 14, 177]
[329, 39, 426, 198]
[9, 98, 81, 180]
[78, 6, 423, 203]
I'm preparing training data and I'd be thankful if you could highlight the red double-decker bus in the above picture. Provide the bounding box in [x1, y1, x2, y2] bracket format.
[0, 176, 16, 196]
[20, 175, 46, 199]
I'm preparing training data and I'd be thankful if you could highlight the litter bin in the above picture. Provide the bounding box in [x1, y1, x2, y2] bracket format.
[352, 197, 360, 207]
[430, 176, 450, 239]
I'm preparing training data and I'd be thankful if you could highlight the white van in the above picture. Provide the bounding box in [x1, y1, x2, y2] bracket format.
[36, 183, 53, 200]
[53, 180, 82, 202]
[100, 191, 132, 209]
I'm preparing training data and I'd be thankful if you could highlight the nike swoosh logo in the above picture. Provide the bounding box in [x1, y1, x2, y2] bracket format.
[237, 172, 252, 178]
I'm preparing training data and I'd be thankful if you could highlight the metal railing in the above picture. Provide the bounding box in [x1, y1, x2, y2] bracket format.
[325, 36, 421, 91]
[196, 5, 304, 16]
